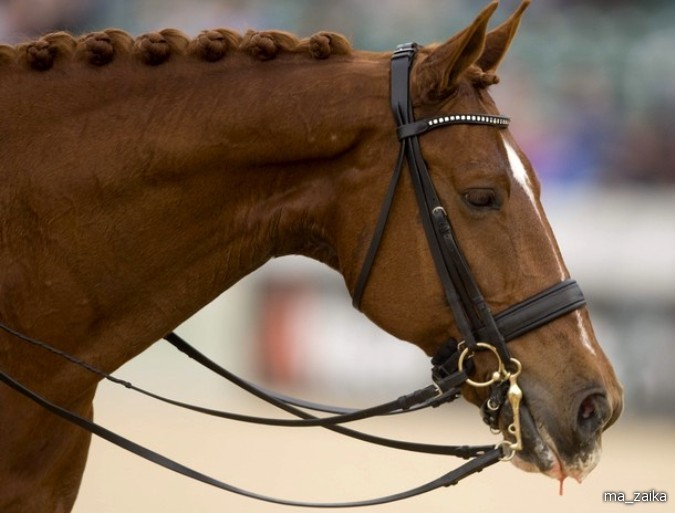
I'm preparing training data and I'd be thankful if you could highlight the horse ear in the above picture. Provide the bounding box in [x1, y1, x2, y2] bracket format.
[414, 2, 498, 103]
[477, 0, 530, 72]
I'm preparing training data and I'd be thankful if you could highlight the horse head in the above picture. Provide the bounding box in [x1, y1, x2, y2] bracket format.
[339, 1, 623, 485]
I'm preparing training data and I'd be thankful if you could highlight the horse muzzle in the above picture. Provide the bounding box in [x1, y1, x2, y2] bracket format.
[501, 386, 615, 484]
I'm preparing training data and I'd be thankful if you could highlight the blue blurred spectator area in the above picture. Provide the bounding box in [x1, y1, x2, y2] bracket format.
[1, 0, 673, 186]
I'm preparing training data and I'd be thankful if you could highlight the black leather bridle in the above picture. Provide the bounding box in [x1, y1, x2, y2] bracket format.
[353, 42, 585, 366]
[0, 43, 587, 508]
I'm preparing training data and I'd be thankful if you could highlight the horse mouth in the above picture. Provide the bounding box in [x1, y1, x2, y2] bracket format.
[503, 403, 602, 486]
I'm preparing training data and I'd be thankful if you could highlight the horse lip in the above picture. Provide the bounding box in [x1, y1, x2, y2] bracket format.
[506, 400, 606, 485]
[500, 400, 560, 475]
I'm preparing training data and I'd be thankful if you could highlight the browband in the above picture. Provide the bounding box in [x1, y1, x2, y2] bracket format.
[397, 114, 510, 140]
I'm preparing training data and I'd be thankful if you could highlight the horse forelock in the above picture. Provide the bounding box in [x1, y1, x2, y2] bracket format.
[0, 28, 354, 72]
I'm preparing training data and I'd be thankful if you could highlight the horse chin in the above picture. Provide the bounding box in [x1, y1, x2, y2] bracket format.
[507, 405, 602, 486]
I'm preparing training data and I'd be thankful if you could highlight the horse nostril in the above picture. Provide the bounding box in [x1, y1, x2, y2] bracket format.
[579, 396, 596, 420]
[576, 393, 610, 441]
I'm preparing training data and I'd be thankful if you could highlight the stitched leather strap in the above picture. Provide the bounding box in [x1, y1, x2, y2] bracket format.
[352, 143, 405, 308]
[490, 279, 586, 342]
[0, 367, 502, 507]
[164, 332, 484, 456]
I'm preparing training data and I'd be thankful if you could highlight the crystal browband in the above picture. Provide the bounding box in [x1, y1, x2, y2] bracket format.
[397, 114, 510, 140]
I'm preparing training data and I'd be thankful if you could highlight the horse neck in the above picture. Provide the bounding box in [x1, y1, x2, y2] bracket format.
[0, 54, 391, 379]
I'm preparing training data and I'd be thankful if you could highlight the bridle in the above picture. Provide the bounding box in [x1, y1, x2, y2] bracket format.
[0, 43, 587, 508]
[353, 42, 585, 366]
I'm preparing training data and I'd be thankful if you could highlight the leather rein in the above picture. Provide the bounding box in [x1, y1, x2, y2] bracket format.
[0, 43, 586, 507]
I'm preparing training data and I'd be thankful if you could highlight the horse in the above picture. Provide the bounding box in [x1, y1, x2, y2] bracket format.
[0, 2, 623, 511]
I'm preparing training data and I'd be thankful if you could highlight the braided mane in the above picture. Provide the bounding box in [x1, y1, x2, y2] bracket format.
[0, 28, 353, 71]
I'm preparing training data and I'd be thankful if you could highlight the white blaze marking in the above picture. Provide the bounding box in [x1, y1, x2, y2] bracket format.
[502, 135, 565, 281]
[502, 135, 596, 355]
[502, 136, 539, 210]
[574, 310, 597, 355]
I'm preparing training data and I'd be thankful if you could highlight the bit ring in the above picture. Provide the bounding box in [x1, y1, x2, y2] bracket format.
[457, 342, 507, 388]
[496, 440, 517, 461]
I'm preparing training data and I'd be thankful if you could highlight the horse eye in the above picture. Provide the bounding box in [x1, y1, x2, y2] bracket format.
[463, 188, 499, 210]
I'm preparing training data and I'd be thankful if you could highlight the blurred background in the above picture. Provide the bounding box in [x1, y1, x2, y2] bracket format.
[2, 1, 673, 512]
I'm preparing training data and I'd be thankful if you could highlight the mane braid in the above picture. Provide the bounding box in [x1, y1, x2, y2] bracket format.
[134, 29, 189, 65]
[187, 29, 240, 62]
[75, 30, 134, 66]
[0, 27, 353, 71]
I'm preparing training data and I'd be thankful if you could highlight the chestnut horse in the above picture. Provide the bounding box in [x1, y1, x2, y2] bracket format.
[0, 2, 622, 511]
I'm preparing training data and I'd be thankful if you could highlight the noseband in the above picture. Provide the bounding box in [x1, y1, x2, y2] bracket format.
[0, 43, 587, 508]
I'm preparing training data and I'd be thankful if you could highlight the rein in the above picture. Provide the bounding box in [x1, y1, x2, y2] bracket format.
[0, 43, 587, 507]
[0, 326, 503, 508]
